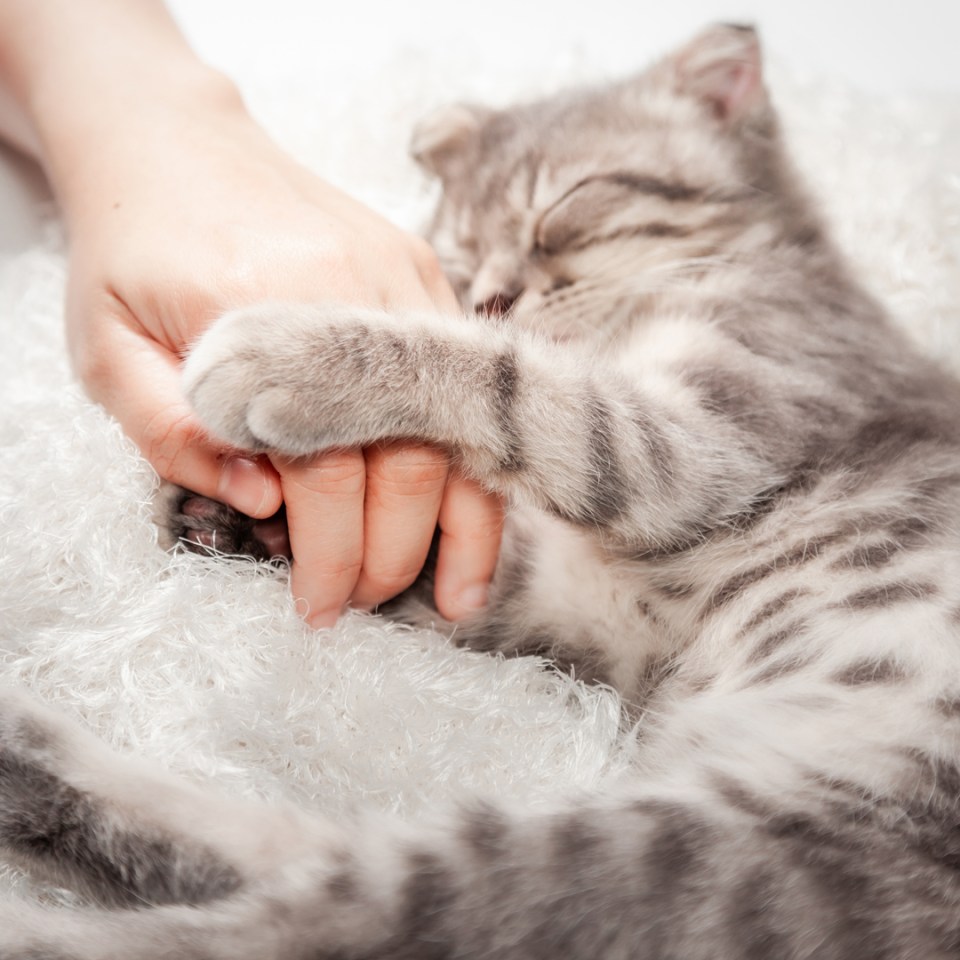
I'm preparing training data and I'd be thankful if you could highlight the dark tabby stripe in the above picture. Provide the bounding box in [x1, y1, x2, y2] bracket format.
[391, 851, 456, 958]
[0, 747, 241, 907]
[653, 579, 697, 600]
[566, 223, 693, 252]
[632, 804, 713, 956]
[702, 534, 841, 619]
[582, 390, 630, 526]
[739, 588, 808, 635]
[547, 388, 629, 528]
[749, 654, 809, 685]
[934, 696, 960, 719]
[828, 511, 935, 571]
[325, 849, 361, 902]
[602, 172, 704, 203]
[627, 398, 675, 487]
[684, 366, 761, 423]
[546, 171, 703, 210]
[490, 350, 525, 472]
[550, 812, 604, 864]
[727, 870, 793, 960]
[836, 581, 939, 611]
[833, 659, 907, 686]
[461, 802, 511, 860]
[830, 539, 906, 570]
[747, 617, 806, 664]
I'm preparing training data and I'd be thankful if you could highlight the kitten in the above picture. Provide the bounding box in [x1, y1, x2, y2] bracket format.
[5, 23, 960, 959]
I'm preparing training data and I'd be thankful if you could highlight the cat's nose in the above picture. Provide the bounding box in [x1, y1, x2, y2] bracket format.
[474, 291, 519, 318]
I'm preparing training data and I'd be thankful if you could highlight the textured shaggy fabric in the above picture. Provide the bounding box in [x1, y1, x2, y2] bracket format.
[0, 44, 958, 905]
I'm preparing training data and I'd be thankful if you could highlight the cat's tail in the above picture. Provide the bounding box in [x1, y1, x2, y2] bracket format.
[2, 688, 959, 960]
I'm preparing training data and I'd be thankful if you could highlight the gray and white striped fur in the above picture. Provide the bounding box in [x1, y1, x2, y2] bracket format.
[6, 24, 960, 959]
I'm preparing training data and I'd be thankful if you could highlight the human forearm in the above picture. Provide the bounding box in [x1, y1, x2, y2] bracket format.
[0, 0, 244, 217]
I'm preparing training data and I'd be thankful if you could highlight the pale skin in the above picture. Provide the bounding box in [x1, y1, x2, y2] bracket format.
[0, 0, 503, 627]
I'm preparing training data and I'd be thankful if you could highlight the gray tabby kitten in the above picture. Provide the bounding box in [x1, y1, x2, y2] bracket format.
[4, 23, 960, 959]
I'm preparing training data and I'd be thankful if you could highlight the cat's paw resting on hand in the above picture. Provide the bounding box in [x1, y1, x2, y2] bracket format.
[182, 302, 433, 457]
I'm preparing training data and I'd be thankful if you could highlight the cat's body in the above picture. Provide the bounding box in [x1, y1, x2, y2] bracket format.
[4, 24, 960, 958]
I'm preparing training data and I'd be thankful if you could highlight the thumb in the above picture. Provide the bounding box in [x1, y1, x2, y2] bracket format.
[77, 311, 282, 518]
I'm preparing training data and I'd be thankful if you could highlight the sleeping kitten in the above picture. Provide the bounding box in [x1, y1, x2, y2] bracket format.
[5, 23, 960, 959]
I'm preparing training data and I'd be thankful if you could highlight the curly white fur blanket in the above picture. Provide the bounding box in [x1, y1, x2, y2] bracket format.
[0, 26, 958, 905]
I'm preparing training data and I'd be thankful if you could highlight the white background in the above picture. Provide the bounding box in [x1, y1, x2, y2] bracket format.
[3, 0, 958, 255]
[169, 0, 960, 96]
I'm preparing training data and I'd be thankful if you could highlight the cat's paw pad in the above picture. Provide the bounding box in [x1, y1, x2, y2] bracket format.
[161, 486, 291, 563]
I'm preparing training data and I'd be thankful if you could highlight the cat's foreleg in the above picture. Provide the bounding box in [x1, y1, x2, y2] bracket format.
[184, 303, 782, 551]
[0, 688, 323, 907]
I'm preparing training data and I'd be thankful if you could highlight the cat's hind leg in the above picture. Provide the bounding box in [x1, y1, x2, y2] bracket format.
[157, 481, 291, 562]
[0, 688, 317, 908]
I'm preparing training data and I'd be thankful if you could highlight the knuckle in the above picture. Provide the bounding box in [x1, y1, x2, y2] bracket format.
[408, 235, 437, 267]
[363, 561, 422, 599]
[370, 445, 448, 494]
[286, 450, 366, 495]
[410, 239, 446, 286]
[324, 248, 365, 288]
[462, 519, 506, 547]
[452, 505, 506, 545]
[309, 554, 364, 584]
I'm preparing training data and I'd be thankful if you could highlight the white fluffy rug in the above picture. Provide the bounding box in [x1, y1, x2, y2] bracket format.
[1, 41, 958, 905]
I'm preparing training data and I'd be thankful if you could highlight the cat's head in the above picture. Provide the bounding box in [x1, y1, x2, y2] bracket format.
[413, 25, 809, 343]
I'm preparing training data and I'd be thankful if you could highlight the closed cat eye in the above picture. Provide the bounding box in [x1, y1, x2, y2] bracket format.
[533, 176, 641, 255]
[534, 172, 701, 256]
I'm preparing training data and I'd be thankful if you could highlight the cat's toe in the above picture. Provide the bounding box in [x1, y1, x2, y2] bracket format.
[181, 305, 319, 454]
[183, 303, 398, 456]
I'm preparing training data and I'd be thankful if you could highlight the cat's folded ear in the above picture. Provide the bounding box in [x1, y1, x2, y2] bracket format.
[410, 103, 492, 179]
[672, 23, 767, 123]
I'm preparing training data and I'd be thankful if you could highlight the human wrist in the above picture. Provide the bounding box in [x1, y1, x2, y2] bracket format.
[39, 62, 251, 223]
[0, 0, 252, 222]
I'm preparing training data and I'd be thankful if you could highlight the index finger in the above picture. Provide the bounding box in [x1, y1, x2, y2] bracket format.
[78, 306, 283, 518]
[275, 449, 366, 628]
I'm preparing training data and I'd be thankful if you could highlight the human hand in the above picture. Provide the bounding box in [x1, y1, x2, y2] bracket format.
[56, 76, 502, 627]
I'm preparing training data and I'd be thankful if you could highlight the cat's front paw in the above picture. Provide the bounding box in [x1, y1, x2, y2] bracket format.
[182, 303, 422, 457]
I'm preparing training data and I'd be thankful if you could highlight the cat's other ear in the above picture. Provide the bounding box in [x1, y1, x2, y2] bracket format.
[672, 24, 766, 123]
[410, 103, 491, 179]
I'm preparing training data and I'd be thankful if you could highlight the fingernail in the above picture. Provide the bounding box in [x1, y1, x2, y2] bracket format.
[218, 456, 269, 516]
[308, 608, 341, 630]
[456, 583, 489, 615]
